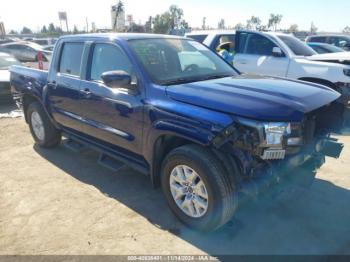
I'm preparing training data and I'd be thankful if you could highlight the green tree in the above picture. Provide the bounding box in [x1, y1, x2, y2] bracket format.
[41, 25, 48, 34]
[234, 23, 245, 30]
[153, 12, 172, 34]
[288, 24, 299, 33]
[127, 23, 145, 33]
[73, 25, 79, 34]
[21, 26, 32, 34]
[152, 5, 189, 34]
[268, 14, 283, 31]
[169, 5, 184, 30]
[145, 16, 153, 33]
[247, 16, 261, 30]
[48, 23, 56, 33]
[9, 30, 18, 34]
[218, 19, 225, 29]
[343, 26, 350, 34]
[310, 22, 318, 33]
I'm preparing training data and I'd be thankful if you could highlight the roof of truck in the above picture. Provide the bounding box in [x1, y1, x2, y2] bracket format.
[60, 33, 186, 41]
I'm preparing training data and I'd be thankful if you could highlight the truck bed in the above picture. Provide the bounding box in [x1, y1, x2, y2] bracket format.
[10, 65, 48, 100]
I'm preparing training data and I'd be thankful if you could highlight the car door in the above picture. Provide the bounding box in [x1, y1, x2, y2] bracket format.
[47, 42, 85, 131]
[78, 42, 144, 155]
[234, 31, 289, 77]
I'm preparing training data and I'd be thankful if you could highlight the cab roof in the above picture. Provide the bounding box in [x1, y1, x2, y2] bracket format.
[59, 33, 187, 41]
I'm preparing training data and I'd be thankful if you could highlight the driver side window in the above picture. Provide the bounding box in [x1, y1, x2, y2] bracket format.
[90, 43, 133, 81]
[244, 34, 277, 56]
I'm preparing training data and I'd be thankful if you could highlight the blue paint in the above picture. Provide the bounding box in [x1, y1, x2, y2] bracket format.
[10, 33, 340, 178]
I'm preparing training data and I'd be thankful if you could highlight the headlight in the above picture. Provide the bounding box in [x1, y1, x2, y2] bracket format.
[344, 69, 350, 77]
[264, 122, 291, 146]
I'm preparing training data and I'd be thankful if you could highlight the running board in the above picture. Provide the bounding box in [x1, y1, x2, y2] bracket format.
[98, 153, 125, 172]
[63, 139, 88, 153]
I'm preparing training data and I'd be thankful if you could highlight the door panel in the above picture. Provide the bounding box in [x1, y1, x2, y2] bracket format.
[48, 42, 85, 131]
[76, 42, 144, 154]
[234, 32, 289, 77]
[78, 80, 144, 154]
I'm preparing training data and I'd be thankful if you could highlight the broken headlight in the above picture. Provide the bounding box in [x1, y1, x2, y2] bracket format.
[264, 122, 291, 146]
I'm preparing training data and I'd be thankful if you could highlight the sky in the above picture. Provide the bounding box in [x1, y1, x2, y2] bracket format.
[1, 0, 350, 33]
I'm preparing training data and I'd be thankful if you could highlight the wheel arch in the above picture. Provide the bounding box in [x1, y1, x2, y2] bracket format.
[298, 77, 338, 90]
[22, 94, 57, 128]
[150, 134, 202, 188]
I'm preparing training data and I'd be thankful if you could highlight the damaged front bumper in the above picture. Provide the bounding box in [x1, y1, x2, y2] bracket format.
[239, 136, 344, 198]
[336, 82, 350, 107]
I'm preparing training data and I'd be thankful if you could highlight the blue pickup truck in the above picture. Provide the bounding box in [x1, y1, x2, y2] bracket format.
[10, 33, 343, 231]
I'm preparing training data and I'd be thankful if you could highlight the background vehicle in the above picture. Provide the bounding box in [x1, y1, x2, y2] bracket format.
[306, 34, 350, 51]
[185, 30, 235, 52]
[10, 34, 342, 231]
[0, 52, 21, 99]
[307, 42, 345, 54]
[233, 30, 350, 107]
[43, 45, 55, 52]
[0, 42, 52, 62]
[31, 38, 58, 46]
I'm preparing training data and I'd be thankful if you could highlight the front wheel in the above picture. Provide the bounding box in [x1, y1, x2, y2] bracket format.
[27, 102, 61, 148]
[161, 144, 237, 232]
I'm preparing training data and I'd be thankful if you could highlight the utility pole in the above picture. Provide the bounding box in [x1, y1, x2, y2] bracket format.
[86, 17, 89, 33]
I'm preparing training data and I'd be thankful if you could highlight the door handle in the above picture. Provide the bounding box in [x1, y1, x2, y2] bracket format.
[81, 88, 92, 98]
[238, 60, 247, 65]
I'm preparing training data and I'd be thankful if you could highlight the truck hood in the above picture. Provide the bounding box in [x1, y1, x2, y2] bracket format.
[307, 52, 350, 64]
[166, 75, 340, 122]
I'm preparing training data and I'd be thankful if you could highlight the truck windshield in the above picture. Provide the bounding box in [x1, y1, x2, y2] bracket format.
[278, 35, 316, 57]
[128, 38, 237, 85]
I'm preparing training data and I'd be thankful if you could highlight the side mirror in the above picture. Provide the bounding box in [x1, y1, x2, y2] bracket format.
[272, 47, 283, 57]
[101, 70, 132, 89]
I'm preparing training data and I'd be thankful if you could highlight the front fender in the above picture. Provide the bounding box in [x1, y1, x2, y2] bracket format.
[142, 102, 235, 165]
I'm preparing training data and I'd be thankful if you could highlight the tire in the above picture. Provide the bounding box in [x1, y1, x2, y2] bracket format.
[27, 101, 61, 148]
[161, 144, 237, 232]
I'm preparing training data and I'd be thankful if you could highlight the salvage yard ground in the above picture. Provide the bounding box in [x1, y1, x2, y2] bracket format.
[0, 102, 350, 255]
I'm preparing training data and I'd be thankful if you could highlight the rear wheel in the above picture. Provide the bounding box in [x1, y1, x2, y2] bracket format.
[161, 144, 237, 232]
[27, 102, 61, 148]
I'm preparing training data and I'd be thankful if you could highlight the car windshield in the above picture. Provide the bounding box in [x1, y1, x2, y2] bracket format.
[278, 35, 316, 56]
[128, 38, 237, 85]
[0, 54, 21, 69]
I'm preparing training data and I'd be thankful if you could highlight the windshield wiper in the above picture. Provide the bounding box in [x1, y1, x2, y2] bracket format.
[198, 74, 234, 81]
[161, 75, 234, 86]
[160, 77, 200, 86]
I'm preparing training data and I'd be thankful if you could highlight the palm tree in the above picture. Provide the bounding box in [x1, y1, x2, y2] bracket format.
[112, 1, 124, 32]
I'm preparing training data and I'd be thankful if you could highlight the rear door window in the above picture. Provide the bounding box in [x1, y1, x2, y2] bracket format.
[59, 43, 84, 76]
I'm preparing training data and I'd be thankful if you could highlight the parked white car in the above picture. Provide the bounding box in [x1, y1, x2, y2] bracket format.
[0, 52, 21, 98]
[233, 30, 350, 106]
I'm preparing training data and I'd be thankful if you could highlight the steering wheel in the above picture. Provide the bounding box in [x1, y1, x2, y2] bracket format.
[184, 64, 199, 73]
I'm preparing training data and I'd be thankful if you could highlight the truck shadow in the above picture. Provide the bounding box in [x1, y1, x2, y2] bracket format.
[34, 138, 350, 255]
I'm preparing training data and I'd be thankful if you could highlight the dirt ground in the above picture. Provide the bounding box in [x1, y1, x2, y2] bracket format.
[0, 102, 350, 255]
